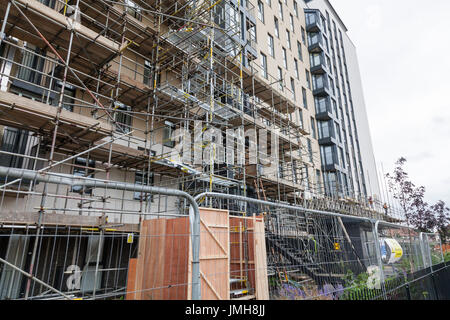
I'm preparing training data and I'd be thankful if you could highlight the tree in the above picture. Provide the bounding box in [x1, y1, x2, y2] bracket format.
[431, 201, 450, 244]
[385, 158, 436, 232]
[408, 185, 435, 232]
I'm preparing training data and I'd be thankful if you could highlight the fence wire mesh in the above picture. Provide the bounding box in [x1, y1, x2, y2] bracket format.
[0, 191, 448, 300]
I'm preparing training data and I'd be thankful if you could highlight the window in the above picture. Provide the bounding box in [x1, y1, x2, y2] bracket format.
[304, 164, 310, 189]
[289, 14, 294, 31]
[318, 120, 334, 139]
[302, 87, 307, 109]
[316, 169, 322, 193]
[278, 163, 284, 179]
[0, 127, 33, 169]
[329, 76, 335, 95]
[292, 160, 298, 184]
[274, 18, 279, 38]
[17, 44, 45, 86]
[308, 32, 321, 47]
[294, 59, 299, 79]
[134, 170, 154, 201]
[320, 145, 335, 166]
[278, 1, 283, 20]
[333, 99, 339, 118]
[336, 122, 342, 142]
[277, 67, 283, 91]
[315, 96, 330, 114]
[297, 41, 303, 61]
[310, 52, 323, 69]
[312, 74, 327, 91]
[38, 0, 56, 9]
[257, 1, 265, 23]
[290, 78, 296, 101]
[301, 27, 306, 43]
[324, 36, 329, 53]
[298, 109, 304, 129]
[266, 0, 271, 6]
[72, 157, 95, 194]
[240, 11, 246, 41]
[125, 0, 142, 21]
[307, 139, 313, 163]
[321, 16, 327, 34]
[260, 52, 268, 79]
[310, 117, 316, 139]
[114, 102, 132, 133]
[249, 24, 257, 45]
[54, 83, 75, 112]
[143, 60, 152, 86]
[163, 121, 175, 148]
[305, 70, 311, 89]
[339, 147, 346, 169]
[268, 34, 275, 57]
[286, 30, 291, 49]
[293, 1, 299, 17]
[326, 56, 332, 71]
[282, 48, 287, 69]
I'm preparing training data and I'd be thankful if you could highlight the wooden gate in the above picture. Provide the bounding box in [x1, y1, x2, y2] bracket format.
[189, 208, 230, 300]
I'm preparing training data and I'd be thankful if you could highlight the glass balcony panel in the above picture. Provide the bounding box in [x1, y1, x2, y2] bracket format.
[315, 96, 331, 114]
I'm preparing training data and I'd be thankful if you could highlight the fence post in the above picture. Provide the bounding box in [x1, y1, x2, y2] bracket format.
[419, 232, 427, 270]
[437, 234, 444, 264]
[430, 272, 439, 300]
[405, 283, 411, 300]
[372, 220, 387, 300]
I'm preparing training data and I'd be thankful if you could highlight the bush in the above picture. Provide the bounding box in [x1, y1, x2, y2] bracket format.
[444, 251, 450, 263]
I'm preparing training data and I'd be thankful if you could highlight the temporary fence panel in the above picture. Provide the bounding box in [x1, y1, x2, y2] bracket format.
[421, 233, 444, 269]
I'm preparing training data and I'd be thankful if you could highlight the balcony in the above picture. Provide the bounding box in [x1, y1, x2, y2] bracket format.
[322, 163, 340, 172]
[307, 32, 325, 53]
[305, 10, 322, 33]
[315, 110, 333, 121]
[312, 75, 331, 97]
[309, 52, 327, 74]
[318, 136, 338, 146]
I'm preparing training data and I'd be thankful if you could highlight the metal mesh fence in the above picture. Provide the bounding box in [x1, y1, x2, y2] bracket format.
[0, 191, 447, 300]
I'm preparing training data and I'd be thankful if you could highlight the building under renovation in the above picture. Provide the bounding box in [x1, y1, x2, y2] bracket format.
[0, 0, 426, 301]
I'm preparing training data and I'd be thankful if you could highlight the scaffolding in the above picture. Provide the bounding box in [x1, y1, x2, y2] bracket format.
[0, 0, 405, 300]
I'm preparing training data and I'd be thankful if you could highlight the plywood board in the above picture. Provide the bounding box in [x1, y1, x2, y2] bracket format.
[0, 91, 112, 143]
[129, 217, 190, 300]
[198, 208, 230, 300]
[254, 218, 269, 300]
[125, 258, 137, 300]
[127, 209, 230, 300]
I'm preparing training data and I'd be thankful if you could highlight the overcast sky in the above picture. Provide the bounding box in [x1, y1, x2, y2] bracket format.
[330, 0, 450, 207]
